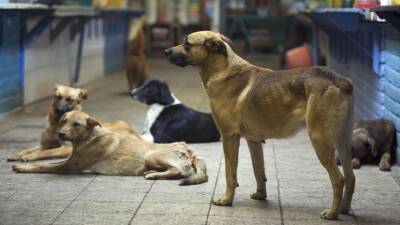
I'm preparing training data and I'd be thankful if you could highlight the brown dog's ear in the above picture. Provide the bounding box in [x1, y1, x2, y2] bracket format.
[367, 137, 377, 157]
[204, 38, 228, 57]
[54, 83, 60, 92]
[79, 89, 88, 100]
[219, 34, 233, 47]
[87, 117, 102, 128]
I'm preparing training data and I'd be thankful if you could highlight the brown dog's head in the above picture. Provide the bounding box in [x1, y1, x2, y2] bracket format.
[164, 31, 232, 67]
[53, 84, 88, 115]
[57, 111, 101, 142]
[351, 128, 377, 158]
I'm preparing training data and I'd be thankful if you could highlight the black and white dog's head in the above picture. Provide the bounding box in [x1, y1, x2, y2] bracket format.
[130, 79, 175, 105]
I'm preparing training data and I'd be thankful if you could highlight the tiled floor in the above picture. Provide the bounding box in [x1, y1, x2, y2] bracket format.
[0, 56, 399, 225]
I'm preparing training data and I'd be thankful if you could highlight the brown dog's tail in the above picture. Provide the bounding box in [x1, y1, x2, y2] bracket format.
[312, 66, 353, 95]
[180, 158, 208, 186]
[334, 76, 353, 95]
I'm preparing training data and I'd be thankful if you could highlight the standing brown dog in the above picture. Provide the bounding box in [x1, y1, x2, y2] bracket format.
[165, 31, 355, 220]
[7, 84, 88, 162]
[126, 28, 149, 91]
[12, 111, 208, 185]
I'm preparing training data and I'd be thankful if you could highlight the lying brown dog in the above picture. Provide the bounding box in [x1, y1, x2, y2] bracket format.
[12, 111, 208, 185]
[165, 31, 355, 219]
[7, 84, 88, 162]
[350, 119, 395, 171]
[126, 27, 149, 91]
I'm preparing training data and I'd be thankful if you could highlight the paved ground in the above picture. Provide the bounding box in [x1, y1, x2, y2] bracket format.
[0, 55, 400, 225]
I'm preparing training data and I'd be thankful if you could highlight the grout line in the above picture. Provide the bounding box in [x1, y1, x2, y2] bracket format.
[205, 150, 224, 225]
[50, 175, 96, 225]
[272, 141, 285, 225]
[5, 190, 19, 201]
[127, 180, 156, 225]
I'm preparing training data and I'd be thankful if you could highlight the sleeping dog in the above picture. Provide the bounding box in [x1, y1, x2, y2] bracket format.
[130, 79, 220, 143]
[337, 119, 395, 171]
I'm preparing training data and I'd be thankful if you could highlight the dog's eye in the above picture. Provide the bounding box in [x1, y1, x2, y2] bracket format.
[55, 95, 62, 100]
[73, 122, 80, 127]
[66, 97, 73, 103]
[184, 42, 191, 50]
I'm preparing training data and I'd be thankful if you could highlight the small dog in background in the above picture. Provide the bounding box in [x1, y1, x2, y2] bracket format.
[130, 79, 220, 143]
[7, 84, 88, 162]
[351, 119, 395, 171]
[338, 119, 395, 171]
[126, 25, 149, 91]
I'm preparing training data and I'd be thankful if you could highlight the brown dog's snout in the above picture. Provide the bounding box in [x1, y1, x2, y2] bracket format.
[58, 131, 66, 140]
[164, 47, 189, 67]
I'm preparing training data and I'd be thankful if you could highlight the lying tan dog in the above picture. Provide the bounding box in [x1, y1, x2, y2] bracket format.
[12, 111, 207, 185]
[165, 31, 355, 219]
[7, 84, 88, 162]
[350, 119, 395, 171]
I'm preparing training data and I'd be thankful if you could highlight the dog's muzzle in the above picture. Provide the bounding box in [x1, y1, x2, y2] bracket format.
[55, 107, 68, 115]
[164, 48, 189, 67]
[130, 90, 142, 102]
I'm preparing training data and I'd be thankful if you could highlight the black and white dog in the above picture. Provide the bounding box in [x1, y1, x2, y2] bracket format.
[130, 79, 220, 143]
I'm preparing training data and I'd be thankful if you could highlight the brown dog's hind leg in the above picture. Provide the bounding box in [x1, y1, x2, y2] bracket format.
[213, 134, 240, 206]
[19, 146, 72, 162]
[309, 133, 344, 220]
[336, 134, 355, 215]
[247, 140, 267, 200]
[12, 160, 78, 174]
[144, 168, 181, 180]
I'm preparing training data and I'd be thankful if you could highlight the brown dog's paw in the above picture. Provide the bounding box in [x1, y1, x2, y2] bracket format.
[250, 191, 267, 200]
[212, 195, 233, 206]
[12, 164, 26, 173]
[19, 155, 35, 162]
[320, 208, 338, 220]
[144, 173, 158, 180]
[379, 161, 391, 171]
[7, 154, 21, 162]
[351, 159, 361, 169]
[340, 207, 350, 215]
[143, 170, 157, 176]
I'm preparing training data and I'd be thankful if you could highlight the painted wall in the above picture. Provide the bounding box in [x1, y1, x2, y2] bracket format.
[24, 18, 72, 104]
[0, 15, 23, 114]
[103, 17, 127, 74]
[381, 27, 400, 161]
[24, 18, 106, 104]
[324, 25, 400, 161]
[0, 14, 130, 113]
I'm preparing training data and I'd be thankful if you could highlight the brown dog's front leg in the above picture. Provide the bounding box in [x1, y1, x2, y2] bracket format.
[247, 140, 267, 200]
[12, 158, 83, 174]
[7, 146, 42, 161]
[351, 158, 361, 169]
[19, 146, 72, 162]
[213, 134, 240, 206]
[379, 152, 391, 171]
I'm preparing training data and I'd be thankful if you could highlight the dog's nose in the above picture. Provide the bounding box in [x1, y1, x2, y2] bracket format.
[164, 48, 172, 57]
[58, 132, 66, 139]
[130, 89, 136, 97]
